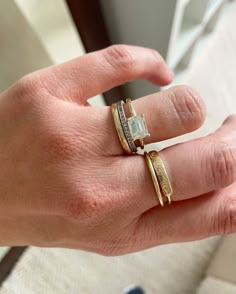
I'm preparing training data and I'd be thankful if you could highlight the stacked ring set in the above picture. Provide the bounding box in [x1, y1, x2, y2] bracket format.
[112, 99, 173, 207]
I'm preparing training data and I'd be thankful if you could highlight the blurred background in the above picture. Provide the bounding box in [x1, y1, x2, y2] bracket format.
[0, 0, 233, 102]
[0, 1, 236, 293]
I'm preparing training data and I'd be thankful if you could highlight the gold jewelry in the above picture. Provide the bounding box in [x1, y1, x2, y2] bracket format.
[112, 98, 150, 154]
[144, 152, 164, 206]
[111, 103, 132, 154]
[117, 101, 137, 153]
[149, 151, 173, 204]
[126, 98, 150, 149]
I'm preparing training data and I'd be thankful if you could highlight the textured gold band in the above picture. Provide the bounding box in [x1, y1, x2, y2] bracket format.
[145, 152, 164, 206]
[149, 151, 173, 204]
[111, 103, 132, 154]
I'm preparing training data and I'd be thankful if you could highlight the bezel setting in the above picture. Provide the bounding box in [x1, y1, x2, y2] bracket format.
[127, 114, 150, 141]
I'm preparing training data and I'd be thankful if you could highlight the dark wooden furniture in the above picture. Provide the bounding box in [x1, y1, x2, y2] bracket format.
[0, 247, 27, 287]
[66, 0, 123, 105]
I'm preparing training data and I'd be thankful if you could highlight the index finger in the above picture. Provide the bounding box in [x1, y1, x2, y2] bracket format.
[37, 45, 174, 104]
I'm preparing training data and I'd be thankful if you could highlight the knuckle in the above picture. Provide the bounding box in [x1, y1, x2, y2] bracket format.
[10, 75, 38, 108]
[215, 197, 236, 235]
[222, 114, 236, 126]
[64, 184, 104, 220]
[149, 49, 164, 65]
[147, 49, 166, 71]
[104, 45, 135, 73]
[207, 143, 236, 188]
[169, 86, 205, 131]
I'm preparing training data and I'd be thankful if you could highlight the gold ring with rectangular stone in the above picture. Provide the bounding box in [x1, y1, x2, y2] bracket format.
[126, 98, 150, 149]
[117, 101, 137, 153]
[111, 103, 132, 154]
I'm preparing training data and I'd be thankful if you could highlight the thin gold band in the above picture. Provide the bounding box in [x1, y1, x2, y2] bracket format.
[117, 101, 137, 153]
[111, 103, 132, 154]
[149, 151, 173, 204]
[145, 152, 164, 207]
[126, 98, 137, 116]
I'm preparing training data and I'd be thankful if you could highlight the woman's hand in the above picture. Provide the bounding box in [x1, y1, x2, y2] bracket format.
[0, 45, 236, 255]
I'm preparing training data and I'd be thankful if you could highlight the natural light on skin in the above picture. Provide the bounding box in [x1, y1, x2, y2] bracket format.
[0, 0, 235, 292]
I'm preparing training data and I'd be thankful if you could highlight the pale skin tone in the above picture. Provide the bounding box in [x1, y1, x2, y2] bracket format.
[0, 45, 236, 255]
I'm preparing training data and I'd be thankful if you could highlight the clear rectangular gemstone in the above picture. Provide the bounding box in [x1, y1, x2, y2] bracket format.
[128, 115, 150, 141]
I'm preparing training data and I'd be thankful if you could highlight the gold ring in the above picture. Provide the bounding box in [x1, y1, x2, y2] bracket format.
[111, 103, 132, 154]
[117, 101, 137, 153]
[112, 98, 150, 154]
[126, 98, 150, 149]
[149, 151, 173, 204]
[144, 152, 164, 206]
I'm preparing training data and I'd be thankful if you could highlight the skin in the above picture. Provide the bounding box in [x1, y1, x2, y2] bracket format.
[0, 45, 236, 256]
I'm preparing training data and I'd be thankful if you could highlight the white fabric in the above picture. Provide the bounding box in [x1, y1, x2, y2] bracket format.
[0, 238, 219, 294]
[207, 234, 236, 284]
[197, 277, 236, 294]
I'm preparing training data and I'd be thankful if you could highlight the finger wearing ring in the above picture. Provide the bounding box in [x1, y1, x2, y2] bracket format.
[112, 98, 150, 154]
[119, 116, 236, 221]
[107, 86, 205, 156]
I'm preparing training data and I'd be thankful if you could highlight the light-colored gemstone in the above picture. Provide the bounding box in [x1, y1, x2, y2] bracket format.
[128, 115, 150, 141]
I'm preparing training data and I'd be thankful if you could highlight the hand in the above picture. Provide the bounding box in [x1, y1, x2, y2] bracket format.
[0, 45, 235, 255]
